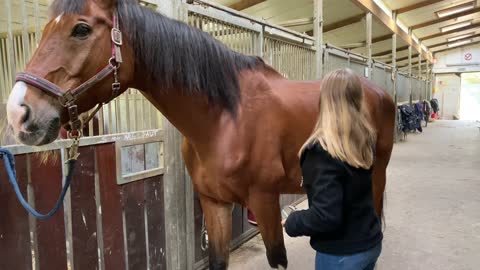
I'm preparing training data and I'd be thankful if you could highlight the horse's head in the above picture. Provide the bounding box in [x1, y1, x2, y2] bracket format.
[6, 0, 133, 146]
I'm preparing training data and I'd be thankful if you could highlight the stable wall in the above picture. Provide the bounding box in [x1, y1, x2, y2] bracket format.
[434, 74, 461, 120]
[433, 44, 480, 73]
[432, 44, 480, 119]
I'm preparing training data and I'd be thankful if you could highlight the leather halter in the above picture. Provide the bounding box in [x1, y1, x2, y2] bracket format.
[15, 13, 123, 140]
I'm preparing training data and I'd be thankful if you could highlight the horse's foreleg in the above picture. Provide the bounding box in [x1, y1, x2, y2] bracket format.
[249, 192, 288, 269]
[199, 194, 233, 270]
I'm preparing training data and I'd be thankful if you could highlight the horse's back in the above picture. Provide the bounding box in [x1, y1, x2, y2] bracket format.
[262, 75, 395, 193]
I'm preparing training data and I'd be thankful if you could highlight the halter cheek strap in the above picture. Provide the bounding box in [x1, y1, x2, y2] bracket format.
[15, 13, 123, 140]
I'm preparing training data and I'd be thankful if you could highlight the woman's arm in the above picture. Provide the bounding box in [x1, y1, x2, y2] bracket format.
[284, 147, 345, 237]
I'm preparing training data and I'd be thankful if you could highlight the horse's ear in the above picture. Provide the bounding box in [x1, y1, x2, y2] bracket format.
[93, 0, 117, 10]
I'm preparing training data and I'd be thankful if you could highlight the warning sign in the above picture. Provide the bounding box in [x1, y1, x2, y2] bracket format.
[464, 53, 472, 61]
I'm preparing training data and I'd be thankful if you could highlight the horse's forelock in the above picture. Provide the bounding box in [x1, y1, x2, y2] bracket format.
[49, 0, 88, 18]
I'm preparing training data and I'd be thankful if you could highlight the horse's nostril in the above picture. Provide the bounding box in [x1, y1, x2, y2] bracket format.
[20, 104, 31, 124]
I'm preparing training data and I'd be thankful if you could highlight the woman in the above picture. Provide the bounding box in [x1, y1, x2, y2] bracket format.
[284, 68, 382, 270]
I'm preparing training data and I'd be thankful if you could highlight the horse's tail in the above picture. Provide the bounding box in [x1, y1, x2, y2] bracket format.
[376, 90, 396, 231]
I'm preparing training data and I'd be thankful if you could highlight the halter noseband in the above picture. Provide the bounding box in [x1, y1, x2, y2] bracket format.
[15, 13, 123, 142]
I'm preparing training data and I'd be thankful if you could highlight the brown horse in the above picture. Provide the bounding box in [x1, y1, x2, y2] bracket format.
[5, 0, 395, 269]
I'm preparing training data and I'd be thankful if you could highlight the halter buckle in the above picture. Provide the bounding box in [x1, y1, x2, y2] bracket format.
[111, 28, 122, 46]
[112, 82, 121, 91]
[59, 90, 75, 107]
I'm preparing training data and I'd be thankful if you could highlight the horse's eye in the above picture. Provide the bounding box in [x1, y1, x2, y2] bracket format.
[71, 23, 92, 39]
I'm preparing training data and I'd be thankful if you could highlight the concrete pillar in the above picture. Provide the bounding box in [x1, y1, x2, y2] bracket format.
[255, 26, 264, 58]
[408, 45, 413, 105]
[314, 0, 323, 79]
[392, 35, 397, 78]
[155, 1, 192, 270]
[425, 60, 429, 100]
[366, 13, 373, 79]
[418, 50, 422, 79]
[392, 33, 398, 142]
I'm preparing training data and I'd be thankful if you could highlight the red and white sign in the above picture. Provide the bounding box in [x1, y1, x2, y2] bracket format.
[464, 53, 473, 61]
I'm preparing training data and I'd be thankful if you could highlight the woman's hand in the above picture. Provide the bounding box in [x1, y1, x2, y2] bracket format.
[281, 219, 286, 226]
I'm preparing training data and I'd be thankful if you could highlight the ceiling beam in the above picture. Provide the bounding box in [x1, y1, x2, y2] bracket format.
[432, 40, 480, 54]
[427, 33, 480, 49]
[279, 17, 314, 28]
[372, 45, 409, 57]
[305, 13, 366, 35]
[397, 62, 423, 69]
[387, 53, 420, 64]
[398, 59, 427, 68]
[339, 42, 367, 49]
[323, 13, 366, 32]
[229, 0, 266, 11]
[351, 0, 432, 62]
[411, 7, 480, 30]
[419, 22, 480, 41]
[347, 34, 393, 49]
[394, 0, 444, 14]
[372, 34, 392, 43]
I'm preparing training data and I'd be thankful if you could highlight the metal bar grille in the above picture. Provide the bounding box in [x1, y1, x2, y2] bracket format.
[2, 1, 320, 145]
[263, 36, 316, 80]
[0, 0, 162, 145]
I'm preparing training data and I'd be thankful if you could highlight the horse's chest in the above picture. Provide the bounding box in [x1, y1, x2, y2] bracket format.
[191, 170, 249, 203]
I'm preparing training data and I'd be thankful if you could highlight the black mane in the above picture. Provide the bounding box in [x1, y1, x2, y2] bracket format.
[50, 0, 263, 114]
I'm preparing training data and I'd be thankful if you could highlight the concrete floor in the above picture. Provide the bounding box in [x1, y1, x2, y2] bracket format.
[229, 121, 480, 270]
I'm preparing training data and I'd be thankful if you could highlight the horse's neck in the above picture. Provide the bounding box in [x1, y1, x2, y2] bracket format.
[134, 65, 279, 152]
[139, 83, 223, 148]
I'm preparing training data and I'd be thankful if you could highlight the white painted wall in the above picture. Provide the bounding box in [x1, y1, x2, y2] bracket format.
[434, 74, 461, 120]
[433, 44, 480, 73]
[460, 73, 480, 120]
[432, 44, 480, 119]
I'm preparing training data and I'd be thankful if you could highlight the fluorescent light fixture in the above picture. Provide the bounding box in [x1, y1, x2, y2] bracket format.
[441, 20, 472, 32]
[447, 39, 473, 47]
[447, 32, 475, 42]
[436, 2, 475, 18]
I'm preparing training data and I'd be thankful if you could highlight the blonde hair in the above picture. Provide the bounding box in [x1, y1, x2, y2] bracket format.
[300, 68, 376, 169]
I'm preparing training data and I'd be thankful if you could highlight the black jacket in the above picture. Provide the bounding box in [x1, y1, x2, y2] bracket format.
[284, 143, 382, 255]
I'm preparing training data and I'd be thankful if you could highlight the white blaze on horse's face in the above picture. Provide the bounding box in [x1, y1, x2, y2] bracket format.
[7, 82, 29, 137]
[54, 13, 64, 24]
[6, 82, 27, 131]
[6, 82, 61, 146]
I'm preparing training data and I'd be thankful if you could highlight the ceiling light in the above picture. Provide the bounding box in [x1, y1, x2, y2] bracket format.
[441, 20, 472, 32]
[447, 32, 475, 42]
[447, 39, 473, 48]
[436, 2, 475, 18]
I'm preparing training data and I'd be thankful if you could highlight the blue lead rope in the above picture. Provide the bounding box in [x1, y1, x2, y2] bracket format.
[0, 147, 76, 220]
